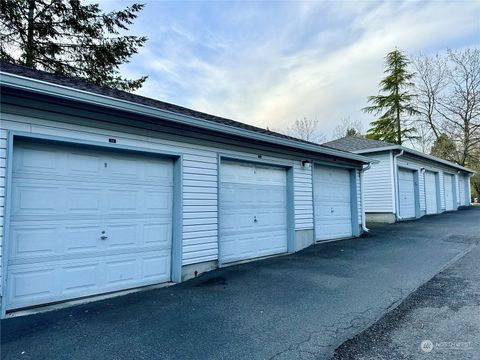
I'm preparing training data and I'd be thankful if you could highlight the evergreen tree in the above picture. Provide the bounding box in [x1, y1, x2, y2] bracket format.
[363, 49, 418, 144]
[0, 0, 147, 91]
[430, 134, 457, 163]
[345, 128, 361, 137]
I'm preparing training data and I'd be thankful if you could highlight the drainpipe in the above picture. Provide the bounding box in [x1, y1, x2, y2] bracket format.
[360, 162, 371, 233]
[393, 149, 404, 221]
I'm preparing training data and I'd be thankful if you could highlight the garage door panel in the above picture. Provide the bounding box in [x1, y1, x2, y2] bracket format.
[108, 190, 139, 211]
[220, 161, 288, 263]
[14, 144, 173, 184]
[13, 185, 59, 215]
[314, 166, 353, 241]
[10, 220, 171, 261]
[142, 254, 171, 279]
[256, 210, 287, 227]
[10, 226, 58, 258]
[444, 174, 454, 211]
[398, 168, 416, 219]
[317, 223, 351, 239]
[316, 202, 351, 217]
[12, 182, 172, 218]
[62, 264, 99, 293]
[7, 250, 171, 309]
[68, 188, 102, 212]
[9, 267, 57, 300]
[256, 187, 286, 206]
[105, 259, 136, 285]
[106, 224, 138, 248]
[425, 171, 438, 214]
[107, 157, 139, 178]
[143, 223, 171, 245]
[221, 162, 255, 183]
[7, 141, 173, 310]
[13, 146, 59, 174]
[67, 152, 103, 175]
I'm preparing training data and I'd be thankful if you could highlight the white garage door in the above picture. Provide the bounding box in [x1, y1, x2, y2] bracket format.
[219, 161, 287, 264]
[425, 171, 438, 214]
[459, 176, 465, 206]
[444, 174, 455, 211]
[6, 140, 173, 310]
[398, 168, 416, 219]
[459, 175, 468, 206]
[314, 165, 352, 241]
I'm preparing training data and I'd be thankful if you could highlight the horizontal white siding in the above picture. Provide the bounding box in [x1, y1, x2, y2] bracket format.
[0, 109, 326, 286]
[363, 152, 394, 213]
[293, 162, 313, 230]
[356, 170, 362, 225]
[182, 152, 218, 265]
[0, 129, 5, 285]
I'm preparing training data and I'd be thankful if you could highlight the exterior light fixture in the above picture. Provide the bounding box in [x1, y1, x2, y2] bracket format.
[301, 160, 312, 168]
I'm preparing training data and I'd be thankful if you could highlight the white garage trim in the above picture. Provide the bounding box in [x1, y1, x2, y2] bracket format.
[1, 131, 184, 316]
[217, 155, 295, 266]
[312, 162, 359, 242]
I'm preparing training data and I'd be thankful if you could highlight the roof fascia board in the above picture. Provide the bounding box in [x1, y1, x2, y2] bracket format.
[0, 71, 372, 164]
[353, 145, 474, 173]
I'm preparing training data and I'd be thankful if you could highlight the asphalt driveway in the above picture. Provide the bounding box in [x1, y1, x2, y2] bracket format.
[332, 238, 480, 360]
[2, 208, 479, 360]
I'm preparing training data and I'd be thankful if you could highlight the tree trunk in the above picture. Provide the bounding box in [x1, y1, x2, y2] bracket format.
[25, 0, 36, 67]
[396, 86, 401, 145]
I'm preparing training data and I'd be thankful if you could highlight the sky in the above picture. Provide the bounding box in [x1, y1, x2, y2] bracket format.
[98, 0, 479, 139]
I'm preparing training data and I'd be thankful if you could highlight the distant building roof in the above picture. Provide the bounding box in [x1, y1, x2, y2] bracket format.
[323, 136, 474, 174]
[323, 136, 395, 151]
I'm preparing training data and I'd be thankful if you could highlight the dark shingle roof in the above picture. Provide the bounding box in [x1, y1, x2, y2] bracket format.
[0, 61, 330, 149]
[323, 136, 395, 152]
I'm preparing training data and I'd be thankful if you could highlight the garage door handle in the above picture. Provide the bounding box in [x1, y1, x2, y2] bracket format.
[254, 216, 258, 223]
[100, 236, 108, 240]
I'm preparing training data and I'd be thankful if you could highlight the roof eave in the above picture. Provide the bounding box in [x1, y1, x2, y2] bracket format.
[0, 71, 373, 164]
[352, 146, 474, 173]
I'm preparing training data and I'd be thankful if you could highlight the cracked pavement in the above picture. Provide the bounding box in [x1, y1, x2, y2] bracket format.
[2, 207, 479, 360]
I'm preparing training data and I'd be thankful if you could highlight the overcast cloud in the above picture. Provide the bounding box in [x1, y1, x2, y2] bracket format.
[100, 0, 479, 139]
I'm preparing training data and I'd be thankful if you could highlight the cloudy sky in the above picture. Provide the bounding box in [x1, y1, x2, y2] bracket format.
[101, 0, 479, 139]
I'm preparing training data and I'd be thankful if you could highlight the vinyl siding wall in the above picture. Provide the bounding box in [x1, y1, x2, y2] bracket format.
[0, 129, 5, 285]
[0, 107, 364, 292]
[362, 152, 394, 213]
[293, 162, 313, 230]
[356, 170, 362, 225]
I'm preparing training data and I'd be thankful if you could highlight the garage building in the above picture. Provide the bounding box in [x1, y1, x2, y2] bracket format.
[324, 136, 474, 223]
[0, 63, 372, 315]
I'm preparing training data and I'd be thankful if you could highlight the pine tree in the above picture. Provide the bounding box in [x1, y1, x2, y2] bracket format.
[363, 49, 419, 144]
[0, 0, 147, 91]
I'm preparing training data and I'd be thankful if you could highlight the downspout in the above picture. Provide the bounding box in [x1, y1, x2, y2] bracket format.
[393, 149, 404, 221]
[360, 162, 371, 233]
[420, 168, 426, 214]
